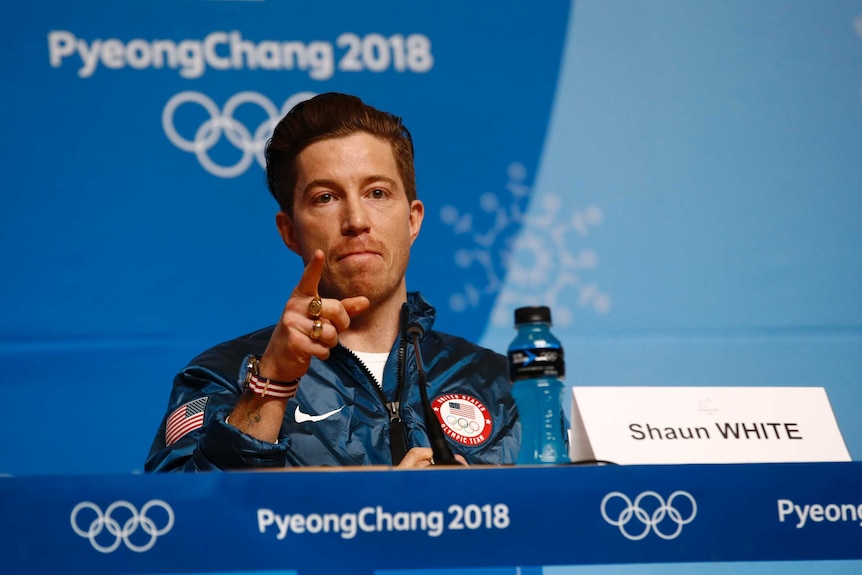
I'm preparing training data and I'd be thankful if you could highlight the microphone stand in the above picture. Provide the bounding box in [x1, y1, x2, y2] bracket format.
[407, 324, 461, 466]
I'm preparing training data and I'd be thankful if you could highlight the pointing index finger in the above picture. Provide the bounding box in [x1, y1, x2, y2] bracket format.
[294, 249, 325, 298]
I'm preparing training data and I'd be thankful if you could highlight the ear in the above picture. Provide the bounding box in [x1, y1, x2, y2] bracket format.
[276, 212, 302, 256]
[408, 200, 424, 245]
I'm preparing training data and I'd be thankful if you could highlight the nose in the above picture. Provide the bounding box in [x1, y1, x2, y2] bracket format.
[341, 196, 370, 236]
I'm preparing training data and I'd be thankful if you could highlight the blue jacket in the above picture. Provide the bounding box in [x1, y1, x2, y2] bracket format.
[145, 293, 520, 471]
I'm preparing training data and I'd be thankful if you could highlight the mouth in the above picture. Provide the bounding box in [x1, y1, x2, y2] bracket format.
[335, 249, 381, 262]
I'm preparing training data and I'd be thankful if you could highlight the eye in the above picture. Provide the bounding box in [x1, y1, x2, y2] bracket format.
[368, 188, 386, 199]
[314, 193, 334, 204]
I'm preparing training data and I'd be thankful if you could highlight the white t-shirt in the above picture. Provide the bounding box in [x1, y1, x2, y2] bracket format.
[351, 350, 390, 388]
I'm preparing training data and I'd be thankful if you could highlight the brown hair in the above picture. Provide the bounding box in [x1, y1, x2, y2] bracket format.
[265, 92, 416, 216]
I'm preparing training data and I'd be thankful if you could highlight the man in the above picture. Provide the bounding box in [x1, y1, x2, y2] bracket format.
[145, 93, 519, 471]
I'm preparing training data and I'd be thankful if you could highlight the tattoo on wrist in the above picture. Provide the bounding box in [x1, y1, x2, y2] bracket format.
[246, 410, 262, 427]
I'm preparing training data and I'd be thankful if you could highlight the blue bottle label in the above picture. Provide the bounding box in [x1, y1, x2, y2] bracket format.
[508, 347, 565, 381]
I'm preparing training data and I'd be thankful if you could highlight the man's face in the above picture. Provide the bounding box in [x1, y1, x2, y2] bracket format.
[277, 132, 424, 304]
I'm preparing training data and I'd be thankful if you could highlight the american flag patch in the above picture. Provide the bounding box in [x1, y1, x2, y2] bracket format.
[165, 397, 208, 446]
[449, 401, 476, 419]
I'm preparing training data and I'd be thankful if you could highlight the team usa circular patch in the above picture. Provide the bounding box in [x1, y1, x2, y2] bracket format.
[432, 393, 492, 446]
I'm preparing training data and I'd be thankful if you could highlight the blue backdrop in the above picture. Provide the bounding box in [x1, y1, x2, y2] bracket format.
[1, 0, 861, 480]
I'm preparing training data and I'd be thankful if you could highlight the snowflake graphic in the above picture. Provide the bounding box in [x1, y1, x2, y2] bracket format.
[440, 162, 611, 328]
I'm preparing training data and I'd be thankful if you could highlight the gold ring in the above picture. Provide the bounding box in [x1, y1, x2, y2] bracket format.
[308, 297, 323, 319]
[310, 319, 324, 340]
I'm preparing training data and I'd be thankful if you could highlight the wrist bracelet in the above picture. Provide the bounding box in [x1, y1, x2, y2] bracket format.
[239, 354, 300, 399]
[247, 373, 300, 398]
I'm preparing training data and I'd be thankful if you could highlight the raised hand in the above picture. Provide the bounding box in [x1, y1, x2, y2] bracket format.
[257, 249, 370, 383]
[228, 249, 369, 442]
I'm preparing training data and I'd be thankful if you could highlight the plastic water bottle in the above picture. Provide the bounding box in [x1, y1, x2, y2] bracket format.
[508, 306, 570, 464]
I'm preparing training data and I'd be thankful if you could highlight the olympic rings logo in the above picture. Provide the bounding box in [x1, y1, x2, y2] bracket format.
[600, 490, 697, 541]
[445, 414, 480, 432]
[162, 90, 316, 178]
[70, 500, 175, 553]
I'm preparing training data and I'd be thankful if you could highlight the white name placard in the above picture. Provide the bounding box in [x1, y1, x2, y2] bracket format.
[569, 386, 851, 465]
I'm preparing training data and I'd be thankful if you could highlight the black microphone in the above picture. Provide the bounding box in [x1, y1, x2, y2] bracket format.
[406, 323, 461, 466]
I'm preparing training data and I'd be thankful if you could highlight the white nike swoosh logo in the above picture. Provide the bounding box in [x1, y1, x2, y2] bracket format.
[294, 405, 345, 424]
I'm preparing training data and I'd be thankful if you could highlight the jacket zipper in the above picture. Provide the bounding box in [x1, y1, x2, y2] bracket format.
[339, 304, 410, 463]
[339, 345, 401, 424]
